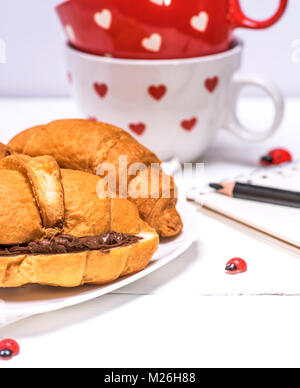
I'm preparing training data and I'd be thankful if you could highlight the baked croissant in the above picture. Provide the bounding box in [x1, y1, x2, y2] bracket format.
[0, 154, 158, 288]
[0, 143, 11, 159]
[8, 119, 183, 237]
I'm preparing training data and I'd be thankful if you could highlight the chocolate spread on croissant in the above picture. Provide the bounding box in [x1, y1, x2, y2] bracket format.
[0, 232, 142, 256]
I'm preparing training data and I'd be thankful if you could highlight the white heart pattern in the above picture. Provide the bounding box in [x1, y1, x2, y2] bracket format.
[150, 0, 163, 4]
[190, 12, 209, 32]
[94, 9, 112, 30]
[150, 0, 171, 5]
[65, 24, 76, 42]
[142, 33, 162, 53]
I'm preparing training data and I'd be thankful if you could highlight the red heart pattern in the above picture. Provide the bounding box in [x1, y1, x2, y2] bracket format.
[129, 123, 146, 136]
[181, 117, 198, 131]
[94, 82, 108, 98]
[205, 76, 219, 93]
[92, 79, 218, 135]
[148, 84, 167, 100]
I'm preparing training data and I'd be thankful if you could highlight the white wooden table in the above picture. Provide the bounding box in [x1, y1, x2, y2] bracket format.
[0, 98, 300, 368]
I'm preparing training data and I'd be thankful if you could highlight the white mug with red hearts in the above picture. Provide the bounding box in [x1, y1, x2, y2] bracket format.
[66, 40, 284, 162]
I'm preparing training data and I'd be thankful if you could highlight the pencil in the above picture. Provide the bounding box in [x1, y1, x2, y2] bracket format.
[209, 182, 300, 209]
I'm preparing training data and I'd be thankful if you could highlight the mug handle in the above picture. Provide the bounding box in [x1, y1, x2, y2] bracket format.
[230, 0, 288, 29]
[224, 73, 284, 143]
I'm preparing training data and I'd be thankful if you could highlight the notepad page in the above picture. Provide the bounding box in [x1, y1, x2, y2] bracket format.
[197, 161, 300, 248]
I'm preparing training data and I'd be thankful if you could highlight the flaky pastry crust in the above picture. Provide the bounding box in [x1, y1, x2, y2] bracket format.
[0, 155, 159, 287]
[0, 228, 158, 288]
[8, 119, 183, 237]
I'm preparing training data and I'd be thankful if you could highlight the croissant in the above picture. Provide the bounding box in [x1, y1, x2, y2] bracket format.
[0, 143, 11, 159]
[8, 119, 183, 237]
[0, 154, 158, 288]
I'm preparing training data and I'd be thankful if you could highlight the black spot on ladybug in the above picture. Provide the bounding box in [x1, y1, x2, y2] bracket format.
[225, 263, 237, 272]
[0, 349, 13, 359]
[261, 155, 273, 164]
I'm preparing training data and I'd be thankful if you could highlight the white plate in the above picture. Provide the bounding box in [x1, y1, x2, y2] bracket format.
[0, 200, 200, 326]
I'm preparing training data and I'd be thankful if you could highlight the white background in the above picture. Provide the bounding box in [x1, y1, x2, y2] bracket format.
[0, 0, 299, 97]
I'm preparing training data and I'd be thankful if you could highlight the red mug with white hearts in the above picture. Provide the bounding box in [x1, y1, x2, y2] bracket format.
[66, 40, 284, 162]
[57, 0, 288, 59]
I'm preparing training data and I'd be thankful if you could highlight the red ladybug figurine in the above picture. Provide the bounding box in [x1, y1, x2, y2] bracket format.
[261, 149, 292, 166]
[0, 339, 20, 360]
[226, 258, 247, 275]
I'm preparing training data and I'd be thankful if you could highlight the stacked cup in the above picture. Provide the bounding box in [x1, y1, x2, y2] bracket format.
[57, 0, 288, 161]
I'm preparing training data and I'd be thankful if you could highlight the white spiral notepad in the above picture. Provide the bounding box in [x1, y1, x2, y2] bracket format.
[188, 161, 300, 248]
